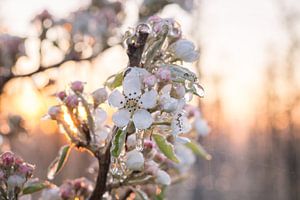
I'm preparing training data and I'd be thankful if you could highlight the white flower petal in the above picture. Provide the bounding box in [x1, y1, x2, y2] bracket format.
[112, 109, 130, 127]
[156, 170, 171, 185]
[123, 75, 142, 99]
[132, 109, 153, 129]
[194, 117, 210, 136]
[171, 112, 191, 135]
[94, 108, 107, 128]
[139, 90, 158, 109]
[125, 149, 144, 171]
[108, 90, 125, 108]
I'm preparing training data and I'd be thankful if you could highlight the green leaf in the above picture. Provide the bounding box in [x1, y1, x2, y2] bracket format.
[185, 141, 211, 160]
[111, 129, 126, 157]
[22, 182, 49, 195]
[105, 71, 123, 90]
[153, 134, 179, 163]
[47, 145, 71, 180]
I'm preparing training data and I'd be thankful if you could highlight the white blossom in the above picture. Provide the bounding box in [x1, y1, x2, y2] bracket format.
[125, 150, 145, 171]
[156, 170, 171, 185]
[169, 39, 199, 62]
[7, 175, 26, 188]
[108, 68, 157, 129]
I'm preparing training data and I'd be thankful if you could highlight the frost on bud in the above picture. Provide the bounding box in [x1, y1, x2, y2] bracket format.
[125, 150, 144, 171]
[1, 151, 15, 166]
[169, 39, 199, 62]
[7, 175, 26, 188]
[144, 160, 159, 175]
[143, 75, 157, 87]
[194, 117, 210, 137]
[156, 68, 171, 82]
[57, 91, 67, 101]
[48, 106, 61, 120]
[92, 88, 108, 106]
[65, 95, 79, 108]
[71, 81, 84, 93]
[155, 170, 171, 186]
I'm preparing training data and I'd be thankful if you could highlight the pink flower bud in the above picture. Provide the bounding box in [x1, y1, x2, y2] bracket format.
[18, 163, 35, 177]
[154, 152, 166, 163]
[92, 88, 108, 106]
[0, 170, 5, 180]
[57, 91, 67, 101]
[71, 81, 84, 93]
[155, 68, 171, 82]
[60, 183, 74, 199]
[144, 140, 155, 149]
[48, 106, 61, 120]
[65, 95, 79, 108]
[143, 75, 157, 87]
[1, 151, 15, 167]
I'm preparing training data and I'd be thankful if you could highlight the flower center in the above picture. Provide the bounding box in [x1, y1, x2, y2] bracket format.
[124, 96, 141, 113]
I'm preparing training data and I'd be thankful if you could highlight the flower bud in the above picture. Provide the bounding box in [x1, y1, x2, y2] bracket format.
[155, 68, 171, 82]
[65, 95, 79, 108]
[57, 91, 67, 101]
[169, 39, 199, 62]
[156, 170, 171, 186]
[1, 151, 15, 167]
[18, 163, 35, 177]
[144, 140, 155, 149]
[7, 175, 26, 188]
[71, 81, 84, 93]
[143, 75, 157, 87]
[125, 150, 144, 171]
[40, 187, 61, 200]
[144, 160, 159, 175]
[48, 106, 61, 120]
[92, 88, 108, 106]
[194, 117, 210, 137]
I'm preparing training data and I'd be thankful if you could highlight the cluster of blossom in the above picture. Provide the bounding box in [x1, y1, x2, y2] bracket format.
[46, 16, 210, 199]
[0, 151, 35, 199]
[40, 177, 93, 200]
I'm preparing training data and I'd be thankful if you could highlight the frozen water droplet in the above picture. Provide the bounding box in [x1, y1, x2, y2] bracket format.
[194, 83, 205, 97]
[135, 130, 144, 151]
[110, 157, 120, 175]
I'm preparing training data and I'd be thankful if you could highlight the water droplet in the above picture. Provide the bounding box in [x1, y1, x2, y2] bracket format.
[110, 157, 121, 175]
[194, 83, 205, 97]
[135, 130, 144, 151]
[136, 23, 151, 34]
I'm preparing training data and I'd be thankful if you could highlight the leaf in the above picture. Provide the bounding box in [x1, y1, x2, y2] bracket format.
[153, 134, 179, 163]
[47, 145, 71, 180]
[22, 182, 49, 195]
[185, 141, 211, 160]
[111, 129, 126, 157]
[105, 72, 123, 90]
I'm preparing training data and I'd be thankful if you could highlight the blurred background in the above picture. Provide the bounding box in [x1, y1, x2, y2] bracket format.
[0, 0, 300, 199]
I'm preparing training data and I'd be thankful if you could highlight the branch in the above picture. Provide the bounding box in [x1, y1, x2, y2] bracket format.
[89, 126, 117, 200]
